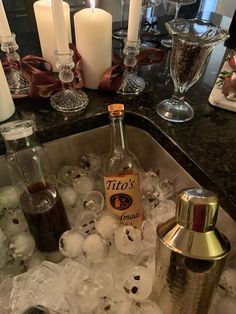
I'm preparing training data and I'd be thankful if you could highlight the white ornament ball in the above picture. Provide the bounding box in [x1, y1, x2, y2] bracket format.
[59, 230, 84, 258]
[95, 211, 120, 239]
[114, 226, 143, 255]
[83, 233, 109, 263]
[123, 266, 153, 301]
[0, 186, 19, 209]
[60, 187, 78, 208]
[0, 208, 28, 237]
[9, 232, 35, 260]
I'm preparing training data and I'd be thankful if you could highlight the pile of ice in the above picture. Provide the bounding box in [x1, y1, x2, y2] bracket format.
[0, 153, 235, 314]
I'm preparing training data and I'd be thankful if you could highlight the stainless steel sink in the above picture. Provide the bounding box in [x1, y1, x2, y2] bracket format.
[0, 125, 235, 256]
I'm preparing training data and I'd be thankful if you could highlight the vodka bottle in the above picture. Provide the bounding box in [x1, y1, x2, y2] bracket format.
[103, 104, 144, 228]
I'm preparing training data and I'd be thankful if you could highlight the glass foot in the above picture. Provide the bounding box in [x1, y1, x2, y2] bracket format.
[6, 70, 29, 94]
[117, 72, 145, 95]
[156, 98, 194, 123]
[161, 38, 172, 48]
[50, 89, 89, 113]
[112, 29, 127, 40]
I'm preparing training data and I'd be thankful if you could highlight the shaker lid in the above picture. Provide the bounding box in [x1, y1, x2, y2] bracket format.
[176, 188, 218, 232]
[0, 120, 34, 140]
[157, 188, 231, 259]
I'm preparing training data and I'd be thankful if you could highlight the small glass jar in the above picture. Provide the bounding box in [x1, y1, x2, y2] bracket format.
[0, 120, 70, 252]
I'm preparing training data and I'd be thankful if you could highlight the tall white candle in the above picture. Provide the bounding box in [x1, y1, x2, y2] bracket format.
[74, 7, 112, 89]
[0, 0, 11, 37]
[34, 0, 72, 71]
[51, 0, 69, 54]
[127, 0, 142, 42]
[0, 61, 15, 122]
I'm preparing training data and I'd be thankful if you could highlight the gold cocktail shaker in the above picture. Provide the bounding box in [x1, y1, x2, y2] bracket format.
[153, 188, 231, 314]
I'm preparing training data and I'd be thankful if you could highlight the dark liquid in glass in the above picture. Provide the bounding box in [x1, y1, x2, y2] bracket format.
[20, 181, 70, 252]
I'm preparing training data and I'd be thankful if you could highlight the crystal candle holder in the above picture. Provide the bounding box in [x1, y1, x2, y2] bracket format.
[0, 33, 29, 95]
[117, 39, 145, 95]
[50, 50, 89, 113]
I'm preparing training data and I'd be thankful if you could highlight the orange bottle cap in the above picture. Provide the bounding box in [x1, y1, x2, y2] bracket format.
[108, 104, 124, 112]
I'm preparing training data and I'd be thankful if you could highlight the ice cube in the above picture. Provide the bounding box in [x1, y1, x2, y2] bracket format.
[219, 267, 236, 297]
[11, 261, 70, 314]
[59, 229, 84, 258]
[60, 258, 90, 291]
[0, 208, 28, 237]
[60, 187, 77, 208]
[24, 251, 45, 270]
[156, 179, 174, 200]
[0, 186, 19, 210]
[215, 296, 236, 314]
[57, 165, 82, 186]
[140, 171, 160, 196]
[73, 170, 95, 195]
[9, 232, 35, 260]
[123, 266, 153, 301]
[75, 209, 97, 236]
[129, 299, 163, 314]
[75, 279, 101, 313]
[0, 227, 6, 249]
[0, 276, 13, 313]
[95, 290, 131, 314]
[83, 234, 109, 263]
[83, 191, 105, 214]
[114, 226, 143, 255]
[151, 199, 176, 225]
[95, 211, 120, 239]
[79, 153, 101, 172]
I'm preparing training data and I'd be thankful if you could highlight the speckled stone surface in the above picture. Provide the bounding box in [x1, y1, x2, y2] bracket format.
[0, 14, 235, 222]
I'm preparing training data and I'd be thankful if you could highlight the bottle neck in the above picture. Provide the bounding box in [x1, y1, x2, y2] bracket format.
[110, 115, 126, 150]
[4, 134, 38, 153]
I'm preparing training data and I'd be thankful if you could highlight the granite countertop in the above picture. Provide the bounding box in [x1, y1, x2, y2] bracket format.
[1, 13, 236, 222]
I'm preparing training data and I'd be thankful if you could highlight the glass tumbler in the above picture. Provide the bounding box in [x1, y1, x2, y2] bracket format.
[156, 18, 228, 123]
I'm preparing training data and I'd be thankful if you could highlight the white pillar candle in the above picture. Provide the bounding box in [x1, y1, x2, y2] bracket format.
[51, 0, 69, 54]
[33, 0, 72, 71]
[74, 7, 112, 89]
[127, 0, 142, 42]
[0, 0, 11, 37]
[0, 61, 15, 122]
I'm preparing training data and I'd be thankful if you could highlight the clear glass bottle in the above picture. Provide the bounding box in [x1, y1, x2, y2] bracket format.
[0, 120, 70, 252]
[103, 104, 144, 228]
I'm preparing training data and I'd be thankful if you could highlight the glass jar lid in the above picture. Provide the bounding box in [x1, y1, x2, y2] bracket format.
[0, 120, 34, 140]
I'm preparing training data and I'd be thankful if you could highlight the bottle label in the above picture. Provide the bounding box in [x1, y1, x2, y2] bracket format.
[104, 173, 143, 228]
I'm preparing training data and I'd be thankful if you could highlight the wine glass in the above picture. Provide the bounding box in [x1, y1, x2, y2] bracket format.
[161, 0, 197, 48]
[113, 0, 129, 40]
[156, 18, 229, 123]
[144, 0, 162, 36]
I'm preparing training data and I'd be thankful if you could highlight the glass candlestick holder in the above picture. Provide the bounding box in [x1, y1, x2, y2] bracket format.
[0, 33, 29, 95]
[50, 50, 89, 113]
[117, 39, 145, 95]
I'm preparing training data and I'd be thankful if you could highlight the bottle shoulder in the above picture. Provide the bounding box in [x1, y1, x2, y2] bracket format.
[102, 148, 141, 176]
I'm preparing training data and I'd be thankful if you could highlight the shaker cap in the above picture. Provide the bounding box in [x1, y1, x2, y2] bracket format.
[0, 120, 34, 140]
[157, 187, 231, 259]
[108, 104, 124, 117]
[176, 188, 218, 232]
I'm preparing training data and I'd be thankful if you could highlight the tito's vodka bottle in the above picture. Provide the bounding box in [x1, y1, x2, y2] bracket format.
[103, 104, 143, 228]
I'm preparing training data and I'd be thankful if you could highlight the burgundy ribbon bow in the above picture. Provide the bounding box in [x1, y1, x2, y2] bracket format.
[99, 48, 165, 91]
[2, 44, 84, 99]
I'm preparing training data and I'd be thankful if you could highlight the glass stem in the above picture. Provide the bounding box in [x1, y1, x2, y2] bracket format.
[173, 87, 185, 102]
[150, 6, 154, 26]
[175, 3, 181, 19]
[120, 0, 125, 29]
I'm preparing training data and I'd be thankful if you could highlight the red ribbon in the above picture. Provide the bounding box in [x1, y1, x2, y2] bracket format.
[99, 48, 165, 91]
[2, 44, 84, 99]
